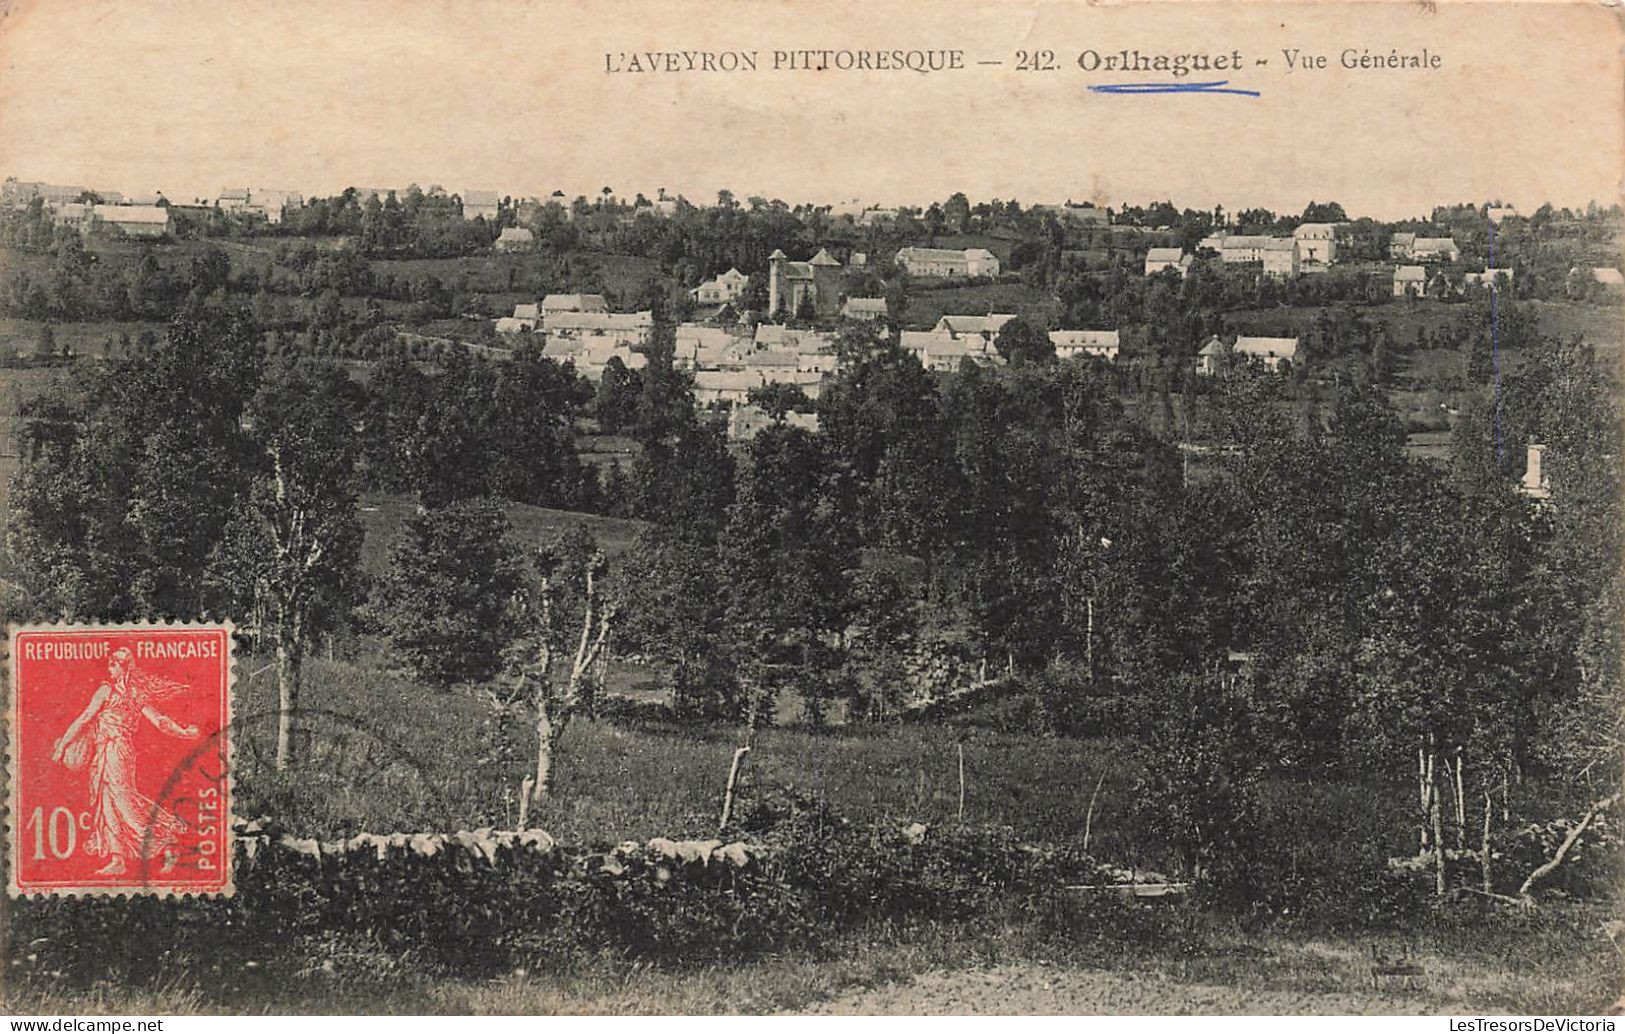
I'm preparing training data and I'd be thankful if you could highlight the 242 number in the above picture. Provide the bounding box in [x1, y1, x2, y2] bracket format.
[1015, 50, 1058, 71]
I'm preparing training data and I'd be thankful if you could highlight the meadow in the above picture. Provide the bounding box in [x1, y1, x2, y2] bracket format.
[10, 642, 1615, 1016]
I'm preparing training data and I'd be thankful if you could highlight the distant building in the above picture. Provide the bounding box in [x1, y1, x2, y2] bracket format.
[1219, 235, 1272, 264]
[1464, 268, 1514, 291]
[1410, 237, 1460, 262]
[1144, 247, 1192, 277]
[1034, 201, 1110, 227]
[461, 190, 501, 221]
[1197, 334, 1298, 373]
[1262, 238, 1300, 278]
[544, 337, 648, 379]
[541, 294, 609, 315]
[496, 302, 540, 334]
[1292, 223, 1337, 268]
[895, 246, 1000, 279]
[768, 248, 843, 318]
[1048, 329, 1120, 362]
[494, 226, 535, 252]
[727, 405, 819, 441]
[1393, 265, 1428, 298]
[1196, 336, 1227, 375]
[693, 370, 762, 406]
[691, 267, 749, 305]
[92, 204, 171, 238]
[900, 313, 1014, 371]
[753, 324, 839, 373]
[250, 188, 302, 224]
[841, 297, 888, 320]
[217, 188, 252, 212]
[674, 324, 748, 369]
[1198, 233, 1228, 253]
[1234, 335, 1299, 370]
[1587, 267, 1625, 286]
[856, 207, 899, 227]
[543, 310, 653, 349]
[2, 178, 88, 205]
[1389, 232, 1417, 260]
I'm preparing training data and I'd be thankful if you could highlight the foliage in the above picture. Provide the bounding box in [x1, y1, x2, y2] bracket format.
[369, 498, 527, 686]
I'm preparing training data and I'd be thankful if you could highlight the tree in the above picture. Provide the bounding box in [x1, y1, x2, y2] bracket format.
[993, 317, 1055, 366]
[213, 360, 365, 769]
[722, 425, 856, 723]
[506, 528, 616, 805]
[745, 382, 813, 420]
[594, 355, 640, 434]
[618, 526, 731, 714]
[371, 498, 526, 686]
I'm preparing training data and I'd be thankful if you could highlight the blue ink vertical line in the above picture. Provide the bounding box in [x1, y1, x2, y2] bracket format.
[1491, 216, 1501, 467]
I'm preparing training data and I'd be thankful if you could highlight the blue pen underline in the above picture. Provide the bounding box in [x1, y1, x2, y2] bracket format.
[1088, 80, 1261, 98]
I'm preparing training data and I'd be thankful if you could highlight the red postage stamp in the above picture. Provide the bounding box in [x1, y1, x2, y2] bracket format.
[8, 623, 234, 897]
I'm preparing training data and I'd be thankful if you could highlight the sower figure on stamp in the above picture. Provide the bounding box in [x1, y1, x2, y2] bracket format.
[49, 646, 200, 875]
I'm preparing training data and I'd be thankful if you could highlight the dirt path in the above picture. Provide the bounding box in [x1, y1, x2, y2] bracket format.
[800, 963, 1448, 1015]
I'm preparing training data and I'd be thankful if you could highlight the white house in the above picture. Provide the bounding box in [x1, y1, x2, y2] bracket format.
[841, 297, 888, 320]
[1262, 238, 1300, 278]
[1048, 329, 1120, 362]
[494, 226, 535, 252]
[1393, 265, 1428, 298]
[674, 324, 747, 369]
[1410, 237, 1460, 262]
[542, 294, 609, 315]
[1219, 235, 1272, 264]
[92, 204, 171, 237]
[1292, 223, 1337, 268]
[250, 188, 302, 224]
[1464, 268, 1514, 291]
[1144, 247, 1192, 277]
[895, 247, 1001, 278]
[462, 190, 501, 221]
[217, 188, 252, 212]
[690, 267, 749, 304]
[1234, 335, 1299, 371]
[900, 314, 1014, 372]
[1197, 335, 1298, 373]
[542, 310, 654, 349]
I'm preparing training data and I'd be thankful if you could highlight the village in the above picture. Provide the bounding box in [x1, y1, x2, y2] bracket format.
[2, 172, 1621, 1016]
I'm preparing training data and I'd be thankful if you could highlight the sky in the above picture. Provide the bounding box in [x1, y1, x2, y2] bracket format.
[0, 0, 1620, 221]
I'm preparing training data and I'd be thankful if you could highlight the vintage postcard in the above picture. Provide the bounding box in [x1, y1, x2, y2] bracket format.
[0, 0, 1622, 1020]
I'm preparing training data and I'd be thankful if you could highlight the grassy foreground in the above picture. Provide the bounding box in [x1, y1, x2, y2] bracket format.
[9, 904, 1618, 1014]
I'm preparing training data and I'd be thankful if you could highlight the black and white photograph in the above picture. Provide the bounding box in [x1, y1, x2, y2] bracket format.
[1, 0, 1623, 1019]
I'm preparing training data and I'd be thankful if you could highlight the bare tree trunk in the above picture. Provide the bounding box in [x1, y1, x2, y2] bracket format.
[1455, 747, 1467, 846]
[1083, 770, 1106, 855]
[719, 746, 750, 830]
[957, 742, 966, 823]
[1481, 789, 1493, 895]
[1431, 749, 1446, 897]
[533, 693, 554, 799]
[274, 610, 302, 772]
[1418, 745, 1434, 855]
[1518, 792, 1621, 898]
